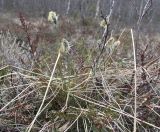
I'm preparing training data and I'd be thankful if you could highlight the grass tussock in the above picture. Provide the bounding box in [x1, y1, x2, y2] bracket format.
[0, 12, 160, 132]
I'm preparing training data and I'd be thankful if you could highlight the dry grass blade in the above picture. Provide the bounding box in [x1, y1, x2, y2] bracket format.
[27, 52, 61, 132]
[131, 29, 137, 132]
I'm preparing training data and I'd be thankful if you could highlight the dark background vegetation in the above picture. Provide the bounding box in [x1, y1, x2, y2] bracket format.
[0, 0, 160, 32]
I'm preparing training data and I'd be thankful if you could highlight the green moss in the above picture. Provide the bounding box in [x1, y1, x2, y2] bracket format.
[0, 66, 10, 84]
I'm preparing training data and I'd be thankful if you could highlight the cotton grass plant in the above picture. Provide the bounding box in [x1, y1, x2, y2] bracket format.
[48, 11, 59, 25]
[27, 38, 71, 131]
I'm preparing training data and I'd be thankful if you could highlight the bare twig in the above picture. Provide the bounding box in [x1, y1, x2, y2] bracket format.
[94, 0, 115, 69]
